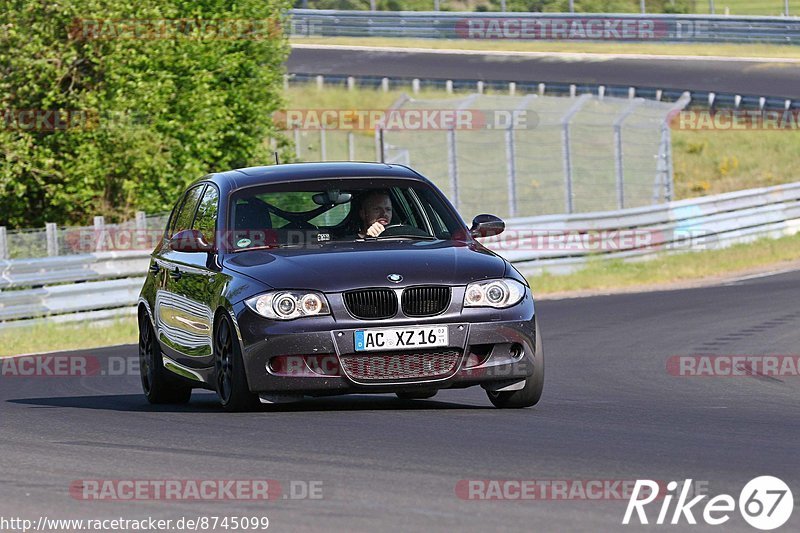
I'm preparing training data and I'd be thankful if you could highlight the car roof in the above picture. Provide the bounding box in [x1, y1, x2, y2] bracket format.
[200, 162, 432, 193]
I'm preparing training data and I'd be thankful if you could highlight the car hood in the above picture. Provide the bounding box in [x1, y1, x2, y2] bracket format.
[223, 240, 506, 292]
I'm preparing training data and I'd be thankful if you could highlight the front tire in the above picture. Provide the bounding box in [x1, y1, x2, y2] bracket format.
[139, 312, 192, 405]
[214, 314, 259, 412]
[487, 325, 544, 409]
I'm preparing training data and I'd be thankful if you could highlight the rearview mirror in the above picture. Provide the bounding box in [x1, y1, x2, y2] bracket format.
[470, 214, 505, 238]
[169, 229, 213, 253]
[312, 189, 352, 206]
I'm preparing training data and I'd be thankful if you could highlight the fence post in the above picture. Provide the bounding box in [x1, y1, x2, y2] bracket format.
[0, 226, 7, 260]
[46, 222, 58, 257]
[94, 216, 106, 253]
[320, 129, 327, 161]
[505, 125, 517, 219]
[613, 99, 645, 210]
[447, 128, 459, 212]
[135, 211, 147, 232]
[560, 94, 591, 214]
[294, 129, 301, 160]
[375, 128, 385, 163]
[348, 131, 355, 160]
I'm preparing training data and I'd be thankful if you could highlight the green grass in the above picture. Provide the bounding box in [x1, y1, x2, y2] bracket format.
[0, 318, 138, 357]
[291, 37, 800, 60]
[528, 232, 800, 294]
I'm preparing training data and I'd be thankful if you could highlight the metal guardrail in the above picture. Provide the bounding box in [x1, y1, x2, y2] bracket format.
[290, 10, 800, 44]
[2, 182, 800, 328]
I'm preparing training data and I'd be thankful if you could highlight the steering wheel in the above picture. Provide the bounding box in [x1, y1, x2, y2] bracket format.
[378, 224, 428, 237]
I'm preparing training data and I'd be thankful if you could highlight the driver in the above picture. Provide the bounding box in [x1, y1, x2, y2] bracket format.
[358, 190, 393, 237]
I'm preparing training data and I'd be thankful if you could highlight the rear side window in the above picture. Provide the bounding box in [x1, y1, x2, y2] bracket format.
[193, 185, 219, 244]
[171, 185, 205, 236]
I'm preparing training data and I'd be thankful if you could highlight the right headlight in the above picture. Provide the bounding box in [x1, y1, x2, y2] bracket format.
[245, 291, 330, 320]
[463, 279, 526, 309]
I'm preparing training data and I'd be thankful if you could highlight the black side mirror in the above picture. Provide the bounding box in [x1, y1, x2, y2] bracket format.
[470, 214, 505, 238]
[169, 229, 213, 253]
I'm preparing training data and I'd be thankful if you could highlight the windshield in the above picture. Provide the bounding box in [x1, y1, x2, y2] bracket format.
[227, 178, 464, 251]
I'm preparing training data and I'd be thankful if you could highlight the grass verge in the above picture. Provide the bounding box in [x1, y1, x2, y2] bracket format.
[0, 318, 138, 357]
[528, 232, 800, 295]
[291, 37, 800, 60]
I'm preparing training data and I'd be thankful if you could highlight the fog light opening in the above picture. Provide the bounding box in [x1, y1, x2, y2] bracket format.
[509, 343, 524, 360]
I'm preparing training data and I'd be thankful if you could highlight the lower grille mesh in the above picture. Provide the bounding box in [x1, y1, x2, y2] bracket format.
[340, 350, 461, 382]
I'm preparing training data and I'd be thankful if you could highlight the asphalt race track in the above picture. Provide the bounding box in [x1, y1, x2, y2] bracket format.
[2, 270, 799, 532]
[287, 45, 800, 99]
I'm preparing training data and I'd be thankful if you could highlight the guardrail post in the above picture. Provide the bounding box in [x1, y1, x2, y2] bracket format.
[476, 81, 484, 94]
[381, 77, 389, 92]
[412, 78, 420, 95]
[94, 216, 106, 252]
[315, 75, 324, 90]
[560, 94, 591, 214]
[283, 74, 289, 91]
[0, 226, 7, 260]
[538, 83, 545, 96]
[320, 129, 327, 161]
[46, 222, 58, 257]
[509, 82, 516, 95]
[447, 127, 459, 212]
[347, 76, 355, 91]
[446, 80, 453, 94]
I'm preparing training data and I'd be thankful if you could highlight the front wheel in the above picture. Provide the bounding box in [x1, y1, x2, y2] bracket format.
[214, 314, 260, 412]
[139, 313, 192, 405]
[487, 327, 544, 409]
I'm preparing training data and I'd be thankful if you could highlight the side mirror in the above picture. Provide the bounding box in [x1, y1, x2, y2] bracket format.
[169, 229, 213, 253]
[470, 214, 505, 238]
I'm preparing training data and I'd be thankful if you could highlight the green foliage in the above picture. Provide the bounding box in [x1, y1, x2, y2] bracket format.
[0, 0, 291, 228]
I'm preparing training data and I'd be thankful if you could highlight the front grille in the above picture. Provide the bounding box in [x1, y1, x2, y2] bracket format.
[340, 349, 461, 382]
[402, 286, 451, 317]
[344, 289, 397, 320]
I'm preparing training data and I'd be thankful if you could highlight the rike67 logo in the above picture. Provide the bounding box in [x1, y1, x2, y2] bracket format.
[623, 476, 794, 530]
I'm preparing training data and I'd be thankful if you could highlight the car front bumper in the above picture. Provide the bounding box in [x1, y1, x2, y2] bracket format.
[234, 293, 540, 396]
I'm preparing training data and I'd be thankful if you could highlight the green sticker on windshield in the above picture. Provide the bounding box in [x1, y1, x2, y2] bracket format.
[237, 238, 251, 248]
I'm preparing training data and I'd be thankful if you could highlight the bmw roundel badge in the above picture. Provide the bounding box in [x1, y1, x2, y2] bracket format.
[387, 273, 403, 283]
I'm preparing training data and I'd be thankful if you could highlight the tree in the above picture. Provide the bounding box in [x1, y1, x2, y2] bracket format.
[0, 0, 291, 228]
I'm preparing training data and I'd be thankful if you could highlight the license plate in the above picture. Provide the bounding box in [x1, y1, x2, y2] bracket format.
[354, 326, 448, 352]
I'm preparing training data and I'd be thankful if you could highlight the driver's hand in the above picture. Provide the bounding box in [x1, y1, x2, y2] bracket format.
[366, 222, 386, 237]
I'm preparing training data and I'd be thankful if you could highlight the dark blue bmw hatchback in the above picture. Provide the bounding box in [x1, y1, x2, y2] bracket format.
[138, 162, 544, 411]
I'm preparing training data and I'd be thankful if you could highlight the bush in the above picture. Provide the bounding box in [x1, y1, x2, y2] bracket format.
[0, 0, 291, 228]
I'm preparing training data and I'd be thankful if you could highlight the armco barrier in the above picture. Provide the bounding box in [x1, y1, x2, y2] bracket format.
[290, 10, 800, 45]
[1, 182, 800, 328]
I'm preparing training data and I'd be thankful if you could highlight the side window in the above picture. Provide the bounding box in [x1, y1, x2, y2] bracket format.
[193, 185, 219, 244]
[171, 185, 205, 236]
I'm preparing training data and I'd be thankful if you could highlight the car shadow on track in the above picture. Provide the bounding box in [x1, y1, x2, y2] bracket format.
[7, 393, 494, 413]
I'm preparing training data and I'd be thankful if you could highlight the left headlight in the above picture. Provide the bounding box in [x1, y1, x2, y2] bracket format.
[463, 279, 526, 309]
[245, 291, 331, 320]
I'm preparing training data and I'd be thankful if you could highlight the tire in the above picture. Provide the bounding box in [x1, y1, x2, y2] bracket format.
[214, 313, 260, 412]
[139, 312, 192, 405]
[396, 390, 437, 400]
[487, 325, 544, 409]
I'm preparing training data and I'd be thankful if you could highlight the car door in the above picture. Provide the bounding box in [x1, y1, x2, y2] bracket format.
[155, 184, 209, 363]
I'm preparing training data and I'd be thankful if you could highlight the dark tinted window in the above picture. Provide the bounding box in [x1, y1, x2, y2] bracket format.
[193, 185, 219, 244]
[171, 185, 205, 236]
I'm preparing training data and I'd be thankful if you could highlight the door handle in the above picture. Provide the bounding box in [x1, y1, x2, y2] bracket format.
[149, 263, 160, 275]
[169, 268, 182, 281]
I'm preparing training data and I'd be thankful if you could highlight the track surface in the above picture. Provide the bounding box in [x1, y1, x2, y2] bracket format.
[287, 46, 800, 99]
[2, 270, 800, 532]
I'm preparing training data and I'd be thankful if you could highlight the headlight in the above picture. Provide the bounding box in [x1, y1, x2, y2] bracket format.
[463, 279, 525, 309]
[245, 291, 330, 320]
